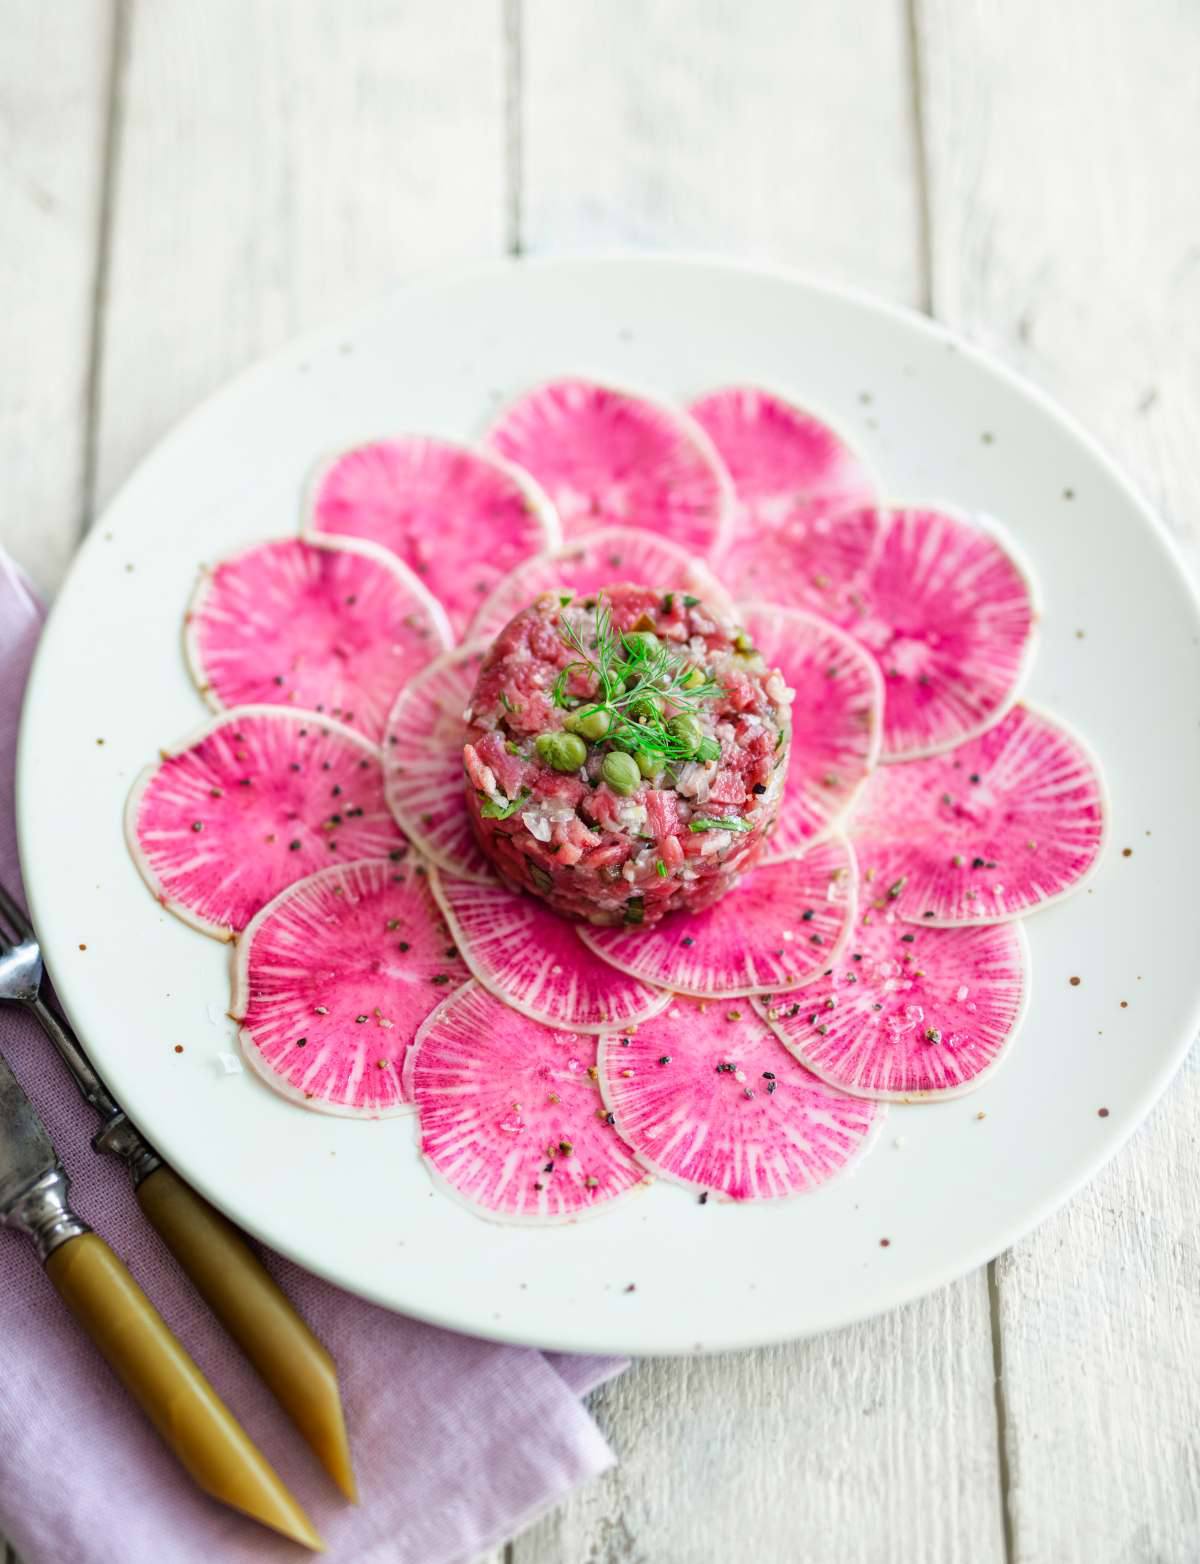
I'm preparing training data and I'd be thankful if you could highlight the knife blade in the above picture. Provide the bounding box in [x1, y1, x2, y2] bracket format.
[0, 1047, 322, 1549]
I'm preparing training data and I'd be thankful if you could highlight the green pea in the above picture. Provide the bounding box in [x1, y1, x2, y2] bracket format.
[669, 713, 704, 754]
[636, 749, 665, 779]
[565, 706, 612, 741]
[733, 631, 757, 655]
[536, 731, 588, 772]
[622, 630, 660, 659]
[602, 750, 642, 794]
[679, 664, 707, 691]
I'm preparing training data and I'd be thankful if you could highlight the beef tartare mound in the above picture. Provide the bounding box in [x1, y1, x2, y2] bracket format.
[462, 584, 793, 926]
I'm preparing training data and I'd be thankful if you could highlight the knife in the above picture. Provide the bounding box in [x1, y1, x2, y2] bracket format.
[27, 989, 357, 1504]
[0, 1047, 323, 1549]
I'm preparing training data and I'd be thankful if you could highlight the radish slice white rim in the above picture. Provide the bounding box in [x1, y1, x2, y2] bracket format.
[304, 434, 560, 640]
[484, 376, 736, 556]
[598, 996, 884, 1201]
[125, 705, 404, 940]
[579, 838, 859, 998]
[690, 383, 880, 610]
[830, 501, 1042, 762]
[428, 866, 671, 1033]
[739, 602, 884, 861]
[754, 918, 1030, 1101]
[466, 523, 735, 644]
[403, 980, 649, 1225]
[231, 857, 468, 1118]
[184, 533, 451, 743]
[848, 704, 1108, 925]
[382, 641, 494, 882]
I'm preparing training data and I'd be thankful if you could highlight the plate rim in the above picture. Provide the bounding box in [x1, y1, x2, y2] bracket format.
[17, 251, 1200, 1354]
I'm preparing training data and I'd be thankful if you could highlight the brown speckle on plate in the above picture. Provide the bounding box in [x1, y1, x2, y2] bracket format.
[1069, 975, 1081, 986]
[1098, 1107, 1110, 1118]
[173, 1044, 184, 1054]
[1122, 847, 1133, 857]
[78, 943, 86, 951]
[879, 1238, 891, 1248]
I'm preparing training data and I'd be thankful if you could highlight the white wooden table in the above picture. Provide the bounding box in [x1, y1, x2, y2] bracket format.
[3, 4, 1198, 1560]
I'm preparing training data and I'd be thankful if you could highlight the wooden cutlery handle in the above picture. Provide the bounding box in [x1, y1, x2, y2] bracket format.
[45, 1231, 323, 1550]
[136, 1165, 357, 1502]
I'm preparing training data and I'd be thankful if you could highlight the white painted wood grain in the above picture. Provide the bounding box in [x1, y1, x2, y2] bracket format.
[521, 0, 924, 308]
[919, 2, 1200, 1558]
[91, 0, 509, 513]
[516, 1279, 1005, 1564]
[0, 0, 116, 594]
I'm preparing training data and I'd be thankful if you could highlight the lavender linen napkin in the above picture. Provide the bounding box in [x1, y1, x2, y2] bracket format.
[0, 550, 622, 1564]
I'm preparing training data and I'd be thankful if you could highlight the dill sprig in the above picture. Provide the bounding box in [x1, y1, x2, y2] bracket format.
[551, 596, 725, 765]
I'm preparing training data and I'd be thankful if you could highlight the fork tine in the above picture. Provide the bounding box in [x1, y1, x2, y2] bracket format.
[0, 880, 34, 946]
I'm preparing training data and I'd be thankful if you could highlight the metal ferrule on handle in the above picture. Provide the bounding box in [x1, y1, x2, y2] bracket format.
[0, 1162, 89, 1261]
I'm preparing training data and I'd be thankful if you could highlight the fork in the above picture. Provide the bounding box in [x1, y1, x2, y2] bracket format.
[0, 880, 357, 1502]
[0, 880, 161, 1176]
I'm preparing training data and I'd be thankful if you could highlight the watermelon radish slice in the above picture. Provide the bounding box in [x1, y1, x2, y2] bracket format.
[689, 386, 879, 609]
[466, 525, 733, 644]
[849, 704, 1107, 925]
[598, 997, 882, 1201]
[184, 535, 450, 743]
[579, 838, 857, 998]
[125, 707, 404, 939]
[382, 643, 492, 882]
[485, 378, 733, 554]
[832, 505, 1039, 761]
[307, 436, 559, 639]
[756, 917, 1029, 1100]
[404, 981, 647, 1224]
[232, 858, 468, 1117]
[740, 602, 884, 860]
[429, 868, 670, 1032]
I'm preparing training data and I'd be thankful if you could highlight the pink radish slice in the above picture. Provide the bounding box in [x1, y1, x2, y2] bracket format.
[232, 858, 468, 1117]
[599, 997, 881, 1201]
[383, 643, 492, 881]
[466, 525, 734, 644]
[755, 917, 1028, 1100]
[429, 868, 670, 1032]
[126, 707, 405, 939]
[307, 436, 559, 639]
[485, 378, 733, 554]
[689, 386, 878, 609]
[185, 535, 450, 743]
[579, 838, 857, 998]
[740, 602, 883, 860]
[404, 981, 647, 1224]
[849, 705, 1106, 926]
[832, 505, 1039, 761]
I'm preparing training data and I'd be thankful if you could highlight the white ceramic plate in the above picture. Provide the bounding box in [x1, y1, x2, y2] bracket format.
[18, 257, 1200, 1355]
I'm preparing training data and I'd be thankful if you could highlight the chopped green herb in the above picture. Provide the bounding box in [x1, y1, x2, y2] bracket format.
[549, 593, 724, 766]
[656, 859, 667, 878]
[683, 594, 700, 608]
[623, 897, 645, 925]
[689, 816, 753, 833]
[480, 789, 530, 820]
